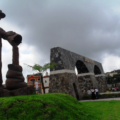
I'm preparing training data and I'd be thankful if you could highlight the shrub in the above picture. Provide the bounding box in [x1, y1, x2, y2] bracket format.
[82, 93, 120, 100]
[82, 95, 91, 100]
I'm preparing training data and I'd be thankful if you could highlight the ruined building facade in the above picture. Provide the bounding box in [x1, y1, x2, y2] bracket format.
[49, 47, 107, 100]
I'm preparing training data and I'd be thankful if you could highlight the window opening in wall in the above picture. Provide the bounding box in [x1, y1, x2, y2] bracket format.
[30, 79, 35, 85]
[76, 60, 89, 74]
[94, 65, 101, 75]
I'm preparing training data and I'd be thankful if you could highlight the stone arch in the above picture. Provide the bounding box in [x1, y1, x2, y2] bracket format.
[50, 47, 106, 99]
[76, 60, 89, 74]
[94, 65, 101, 75]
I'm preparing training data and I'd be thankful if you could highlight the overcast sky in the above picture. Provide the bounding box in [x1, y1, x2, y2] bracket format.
[0, 0, 120, 84]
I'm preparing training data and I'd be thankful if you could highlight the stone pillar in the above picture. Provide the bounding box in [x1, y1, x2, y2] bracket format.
[6, 44, 27, 90]
[13, 45, 19, 65]
[77, 73, 98, 98]
[90, 75, 99, 88]
[49, 69, 81, 100]
[95, 74, 107, 92]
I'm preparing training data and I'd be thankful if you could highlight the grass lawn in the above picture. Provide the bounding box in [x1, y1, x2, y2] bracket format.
[1, 93, 120, 120]
[0, 93, 99, 120]
[81, 100, 120, 120]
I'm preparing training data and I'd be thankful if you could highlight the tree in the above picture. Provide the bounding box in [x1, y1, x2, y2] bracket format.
[113, 74, 120, 84]
[25, 62, 57, 94]
[106, 74, 120, 88]
[106, 75, 113, 84]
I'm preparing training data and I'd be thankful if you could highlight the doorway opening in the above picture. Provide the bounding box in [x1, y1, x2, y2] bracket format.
[73, 83, 79, 100]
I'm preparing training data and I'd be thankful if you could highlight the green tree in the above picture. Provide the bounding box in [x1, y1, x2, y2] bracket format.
[113, 74, 120, 85]
[106, 75, 113, 84]
[25, 62, 57, 94]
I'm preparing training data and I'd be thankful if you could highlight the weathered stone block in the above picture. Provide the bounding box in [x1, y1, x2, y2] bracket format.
[49, 73, 80, 100]
[95, 76, 107, 92]
[0, 88, 10, 97]
[11, 86, 35, 96]
[6, 64, 27, 90]
[0, 86, 35, 97]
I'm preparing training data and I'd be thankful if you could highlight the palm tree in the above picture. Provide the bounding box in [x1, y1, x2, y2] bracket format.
[25, 62, 56, 94]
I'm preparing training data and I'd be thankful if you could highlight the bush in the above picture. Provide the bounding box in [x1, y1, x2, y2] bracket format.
[99, 93, 120, 99]
[82, 93, 120, 100]
[82, 95, 91, 100]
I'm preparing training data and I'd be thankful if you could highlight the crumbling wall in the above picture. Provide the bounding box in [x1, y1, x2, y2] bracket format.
[50, 47, 107, 100]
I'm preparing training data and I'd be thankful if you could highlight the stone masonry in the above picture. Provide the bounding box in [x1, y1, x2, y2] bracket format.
[49, 47, 107, 100]
[49, 73, 80, 100]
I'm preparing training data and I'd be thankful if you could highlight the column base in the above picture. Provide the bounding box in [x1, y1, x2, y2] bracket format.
[0, 86, 35, 97]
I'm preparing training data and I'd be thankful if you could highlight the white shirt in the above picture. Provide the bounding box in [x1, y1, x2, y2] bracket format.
[91, 89, 94, 92]
[95, 89, 98, 92]
[87, 90, 91, 95]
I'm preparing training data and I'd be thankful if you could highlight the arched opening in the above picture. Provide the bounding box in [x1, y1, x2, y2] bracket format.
[94, 65, 101, 75]
[76, 60, 89, 74]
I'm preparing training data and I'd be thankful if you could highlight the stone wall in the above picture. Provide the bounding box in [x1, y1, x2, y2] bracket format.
[50, 47, 107, 100]
[77, 75, 107, 97]
[0, 86, 35, 97]
[49, 73, 80, 100]
[77, 75, 93, 97]
[49, 73, 107, 99]
[95, 76, 107, 92]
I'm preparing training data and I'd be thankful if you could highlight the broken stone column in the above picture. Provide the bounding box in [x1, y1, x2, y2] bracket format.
[6, 42, 27, 90]
[0, 9, 35, 97]
[6, 64, 27, 90]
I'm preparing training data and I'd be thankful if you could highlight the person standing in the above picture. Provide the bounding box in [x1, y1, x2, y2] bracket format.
[91, 88, 95, 99]
[87, 88, 91, 95]
[95, 88, 99, 99]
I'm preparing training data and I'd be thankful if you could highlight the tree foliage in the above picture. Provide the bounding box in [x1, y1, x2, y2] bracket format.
[106, 74, 120, 84]
[24, 62, 57, 75]
[25, 62, 57, 94]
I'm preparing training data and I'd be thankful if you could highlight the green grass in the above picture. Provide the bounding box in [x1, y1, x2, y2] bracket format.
[81, 100, 120, 120]
[0, 93, 99, 120]
[2, 93, 120, 120]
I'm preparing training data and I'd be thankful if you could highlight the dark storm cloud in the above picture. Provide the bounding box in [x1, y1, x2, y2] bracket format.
[1, 0, 120, 63]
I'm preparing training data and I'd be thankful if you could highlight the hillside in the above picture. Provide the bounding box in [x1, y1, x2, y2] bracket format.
[0, 93, 99, 120]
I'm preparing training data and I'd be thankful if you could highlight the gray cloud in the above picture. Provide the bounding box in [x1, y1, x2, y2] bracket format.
[0, 0, 120, 71]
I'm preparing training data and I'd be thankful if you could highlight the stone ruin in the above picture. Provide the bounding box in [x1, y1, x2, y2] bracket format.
[49, 47, 107, 100]
[0, 10, 107, 98]
[0, 10, 35, 97]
